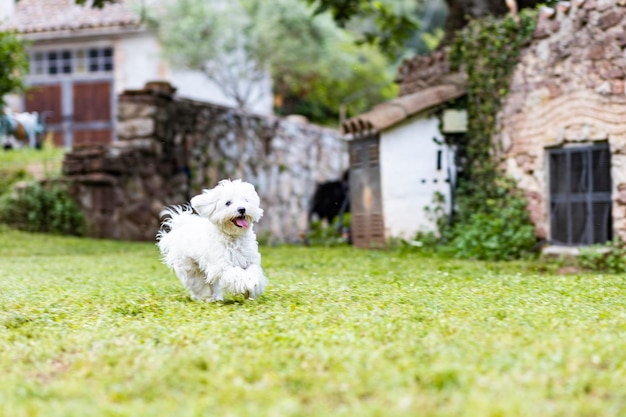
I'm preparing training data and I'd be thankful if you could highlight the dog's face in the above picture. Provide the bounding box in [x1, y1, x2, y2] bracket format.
[190, 179, 263, 235]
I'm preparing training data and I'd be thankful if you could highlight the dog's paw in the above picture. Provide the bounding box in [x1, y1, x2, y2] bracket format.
[243, 267, 267, 300]
[242, 282, 262, 300]
[221, 267, 248, 294]
[221, 266, 266, 299]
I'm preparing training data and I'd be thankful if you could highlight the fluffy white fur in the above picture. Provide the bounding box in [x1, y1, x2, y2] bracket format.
[157, 179, 267, 301]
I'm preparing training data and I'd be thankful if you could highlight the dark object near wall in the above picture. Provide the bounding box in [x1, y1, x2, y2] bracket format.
[309, 171, 350, 223]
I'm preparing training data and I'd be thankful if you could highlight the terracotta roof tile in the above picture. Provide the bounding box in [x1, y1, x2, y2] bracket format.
[6, 0, 140, 33]
[342, 74, 467, 136]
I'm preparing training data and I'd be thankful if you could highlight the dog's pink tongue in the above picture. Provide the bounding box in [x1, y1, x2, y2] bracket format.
[236, 218, 249, 228]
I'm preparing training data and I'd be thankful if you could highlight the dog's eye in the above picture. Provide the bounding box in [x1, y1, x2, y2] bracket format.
[225, 201, 232, 206]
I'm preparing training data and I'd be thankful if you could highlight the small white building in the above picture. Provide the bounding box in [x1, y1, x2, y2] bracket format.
[0, 0, 273, 148]
[342, 81, 465, 248]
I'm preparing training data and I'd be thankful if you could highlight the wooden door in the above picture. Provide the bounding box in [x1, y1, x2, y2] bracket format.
[23, 84, 64, 146]
[72, 81, 113, 146]
[349, 134, 385, 248]
[23, 80, 113, 147]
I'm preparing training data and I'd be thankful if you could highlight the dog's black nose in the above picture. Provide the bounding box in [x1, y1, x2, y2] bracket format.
[237, 207, 246, 215]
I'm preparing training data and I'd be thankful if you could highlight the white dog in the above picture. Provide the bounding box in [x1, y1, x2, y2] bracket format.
[157, 179, 267, 301]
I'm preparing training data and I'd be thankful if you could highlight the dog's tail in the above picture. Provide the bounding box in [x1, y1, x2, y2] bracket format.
[156, 204, 193, 242]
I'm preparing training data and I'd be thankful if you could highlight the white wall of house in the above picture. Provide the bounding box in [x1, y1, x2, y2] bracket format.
[379, 114, 453, 239]
[115, 33, 165, 94]
[0, 0, 15, 23]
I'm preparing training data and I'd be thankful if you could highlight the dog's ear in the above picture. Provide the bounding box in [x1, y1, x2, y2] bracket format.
[241, 182, 261, 204]
[190, 189, 218, 218]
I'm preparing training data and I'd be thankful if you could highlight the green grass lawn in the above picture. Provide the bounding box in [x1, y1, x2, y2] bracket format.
[1, 229, 625, 417]
[0, 140, 64, 180]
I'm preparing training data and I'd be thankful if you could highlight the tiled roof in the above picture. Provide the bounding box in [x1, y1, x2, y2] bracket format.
[6, 0, 141, 34]
[342, 73, 467, 136]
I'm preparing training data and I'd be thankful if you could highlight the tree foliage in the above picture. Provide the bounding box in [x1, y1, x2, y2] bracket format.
[304, 0, 418, 58]
[149, 0, 268, 109]
[152, 0, 397, 122]
[0, 31, 28, 107]
[248, 0, 397, 120]
[78, 0, 417, 57]
[305, 0, 563, 46]
[79, 0, 563, 51]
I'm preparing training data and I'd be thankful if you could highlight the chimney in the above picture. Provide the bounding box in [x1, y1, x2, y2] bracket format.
[0, 0, 15, 23]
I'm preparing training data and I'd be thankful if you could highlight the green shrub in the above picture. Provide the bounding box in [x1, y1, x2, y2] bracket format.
[403, 183, 537, 261]
[0, 181, 85, 236]
[446, 178, 537, 261]
[0, 168, 30, 195]
[579, 239, 626, 274]
[443, 11, 539, 261]
[307, 213, 351, 246]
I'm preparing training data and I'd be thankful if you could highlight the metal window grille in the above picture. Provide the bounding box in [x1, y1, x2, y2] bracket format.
[548, 143, 612, 245]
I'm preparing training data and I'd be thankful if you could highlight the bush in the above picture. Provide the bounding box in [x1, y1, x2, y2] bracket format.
[0, 168, 30, 195]
[403, 183, 536, 261]
[0, 181, 85, 236]
[446, 179, 537, 261]
[579, 239, 626, 274]
[306, 213, 351, 246]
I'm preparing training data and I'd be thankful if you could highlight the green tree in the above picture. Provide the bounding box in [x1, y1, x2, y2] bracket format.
[303, 0, 559, 45]
[82, 0, 563, 51]
[79, 0, 418, 57]
[304, 0, 418, 58]
[248, 0, 397, 121]
[152, 0, 397, 123]
[0, 31, 28, 106]
[150, 0, 267, 109]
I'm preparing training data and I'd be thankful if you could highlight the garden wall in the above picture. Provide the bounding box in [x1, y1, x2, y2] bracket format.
[62, 82, 346, 242]
[499, 0, 626, 242]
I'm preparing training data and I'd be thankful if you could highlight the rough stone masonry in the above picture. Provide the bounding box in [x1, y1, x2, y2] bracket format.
[62, 82, 346, 243]
[499, 0, 626, 242]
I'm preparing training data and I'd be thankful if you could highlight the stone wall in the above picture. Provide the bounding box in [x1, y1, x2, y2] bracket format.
[499, 0, 626, 242]
[63, 82, 346, 242]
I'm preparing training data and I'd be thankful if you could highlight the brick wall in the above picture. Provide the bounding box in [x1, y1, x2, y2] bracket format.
[499, 0, 626, 242]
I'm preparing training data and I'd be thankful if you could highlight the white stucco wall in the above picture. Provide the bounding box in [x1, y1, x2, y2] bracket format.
[379, 114, 453, 239]
[115, 33, 165, 93]
[0, 0, 15, 23]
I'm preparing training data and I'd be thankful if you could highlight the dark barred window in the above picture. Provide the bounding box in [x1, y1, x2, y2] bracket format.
[549, 143, 612, 245]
